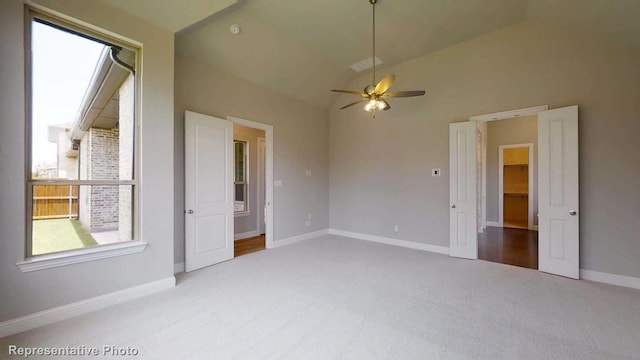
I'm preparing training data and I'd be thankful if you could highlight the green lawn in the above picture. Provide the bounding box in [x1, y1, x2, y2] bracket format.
[32, 219, 98, 255]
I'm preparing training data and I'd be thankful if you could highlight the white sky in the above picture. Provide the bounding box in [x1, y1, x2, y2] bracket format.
[32, 21, 105, 168]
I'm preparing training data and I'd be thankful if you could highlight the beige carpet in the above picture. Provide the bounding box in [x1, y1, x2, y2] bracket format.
[2, 234, 639, 359]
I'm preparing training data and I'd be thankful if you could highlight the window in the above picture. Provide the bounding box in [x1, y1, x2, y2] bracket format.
[234, 140, 248, 213]
[26, 10, 139, 258]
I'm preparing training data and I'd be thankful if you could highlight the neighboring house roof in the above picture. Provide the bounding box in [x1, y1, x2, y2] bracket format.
[69, 46, 135, 141]
[47, 122, 72, 143]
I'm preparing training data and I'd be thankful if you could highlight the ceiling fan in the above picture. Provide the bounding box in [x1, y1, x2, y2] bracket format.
[332, 0, 425, 116]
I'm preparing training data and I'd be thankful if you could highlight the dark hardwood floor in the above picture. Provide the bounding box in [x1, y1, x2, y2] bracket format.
[478, 227, 538, 269]
[234, 235, 265, 257]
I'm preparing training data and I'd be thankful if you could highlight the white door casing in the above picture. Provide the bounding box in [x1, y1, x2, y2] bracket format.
[185, 111, 234, 272]
[449, 122, 478, 259]
[538, 105, 579, 279]
[228, 116, 274, 249]
[257, 137, 266, 235]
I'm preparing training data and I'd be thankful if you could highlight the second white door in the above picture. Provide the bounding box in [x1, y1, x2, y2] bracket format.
[185, 111, 234, 272]
[449, 122, 478, 259]
[538, 105, 580, 279]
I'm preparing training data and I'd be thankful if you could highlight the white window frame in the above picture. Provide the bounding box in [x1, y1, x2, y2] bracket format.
[18, 8, 144, 272]
[233, 140, 250, 216]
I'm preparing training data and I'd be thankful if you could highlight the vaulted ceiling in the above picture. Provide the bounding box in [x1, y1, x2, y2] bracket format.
[98, 0, 640, 110]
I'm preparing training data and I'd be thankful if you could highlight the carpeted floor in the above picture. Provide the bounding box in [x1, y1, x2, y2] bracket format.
[2, 234, 639, 359]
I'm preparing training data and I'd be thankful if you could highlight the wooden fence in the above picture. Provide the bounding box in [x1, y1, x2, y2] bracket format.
[32, 184, 79, 220]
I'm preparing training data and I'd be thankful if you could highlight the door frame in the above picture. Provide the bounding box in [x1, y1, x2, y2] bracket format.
[453, 105, 547, 262]
[257, 137, 266, 235]
[456, 104, 580, 278]
[498, 143, 534, 230]
[472, 105, 546, 232]
[227, 116, 274, 249]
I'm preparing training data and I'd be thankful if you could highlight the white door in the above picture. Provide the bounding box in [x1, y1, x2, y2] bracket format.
[257, 137, 266, 235]
[538, 105, 579, 279]
[185, 111, 234, 272]
[449, 122, 478, 259]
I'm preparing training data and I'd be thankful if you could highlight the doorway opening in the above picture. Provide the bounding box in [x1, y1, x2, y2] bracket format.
[476, 114, 539, 270]
[450, 104, 579, 278]
[232, 123, 266, 257]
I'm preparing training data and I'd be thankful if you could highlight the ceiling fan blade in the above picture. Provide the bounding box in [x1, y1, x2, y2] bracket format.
[383, 90, 426, 98]
[331, 89, 369, 97]
[339, 99, 369, 110]
[380, 99, 391, 110]
[374, 75, 395, 95]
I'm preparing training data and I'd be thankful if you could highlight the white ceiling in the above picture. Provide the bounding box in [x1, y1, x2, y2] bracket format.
[99, 0, 239, 32]
[100, 0, 640, 109]
[175, 0, 529, 108]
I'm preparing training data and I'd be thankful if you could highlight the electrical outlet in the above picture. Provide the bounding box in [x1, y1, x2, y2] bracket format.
[432, 168, 441, 177]
[305, 170, 312, 177]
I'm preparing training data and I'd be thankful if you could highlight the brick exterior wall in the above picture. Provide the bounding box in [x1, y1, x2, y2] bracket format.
[77, 75, 134, 238]
[78, 127, 120, 232]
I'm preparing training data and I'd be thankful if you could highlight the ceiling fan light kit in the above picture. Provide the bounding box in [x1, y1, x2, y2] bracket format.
[331, 0, 425, 116]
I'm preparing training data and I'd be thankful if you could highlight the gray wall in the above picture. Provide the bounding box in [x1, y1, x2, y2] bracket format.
[174, 56, 330, 265]
[0, 0, 175, 322]
[485, 115, 538, 224]
[233, 124, 265, 236]
[330, 20, 640, 278]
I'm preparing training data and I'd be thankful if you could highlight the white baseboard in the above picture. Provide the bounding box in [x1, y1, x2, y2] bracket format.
[328, 229, 449, 255]
[272, 229, 329, 248]
[174, 262, 185, 274]
[580, 269, 640, 290]
[486, 221, 501, 227]
[234, 230, 261, 241]
[0, 276, 175, 338]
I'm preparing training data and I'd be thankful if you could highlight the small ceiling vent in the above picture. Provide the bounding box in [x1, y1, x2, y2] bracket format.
[349, 56, 382, 72]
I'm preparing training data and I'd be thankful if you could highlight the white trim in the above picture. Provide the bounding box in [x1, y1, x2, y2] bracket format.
[272, 229, 329, 248]
[227, 116, 274, 250]
[329, 229, 450, 255]
[0, 276, 175, 338]
[498, 143, 534, 230]
[233, 139, 249, 215]
[580, 269, 640, 290]
[234, 230, 260, 241]
[17, 241, 147, 272]
[486, 221, 501, 227]
[470, 105, 548, 122]
[174, 262, 185, 274]
[257, 137, 266, 235]
[533, 225, 539, 231]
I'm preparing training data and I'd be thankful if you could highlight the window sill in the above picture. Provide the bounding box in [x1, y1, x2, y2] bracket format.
[16, 241, 147, 272]
[234, 211, 251, 217]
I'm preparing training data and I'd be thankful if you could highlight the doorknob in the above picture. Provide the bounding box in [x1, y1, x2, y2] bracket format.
[569, 210, 577, 216]
[450, 204, 456, 209]
[187, 209, 194, 214]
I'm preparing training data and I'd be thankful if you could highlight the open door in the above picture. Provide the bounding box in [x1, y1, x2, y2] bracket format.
[449, 122, 478, 259]
[538, 105, 579, 279]
[185, 111, 234, 272]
